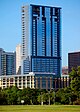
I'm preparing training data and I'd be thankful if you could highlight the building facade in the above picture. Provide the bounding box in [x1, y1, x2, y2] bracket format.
[16, 44, 21, 74]
[68, 51, 80, 73]
[0, 48, 16, 76]
[0, 73, 70, 90]
[21, 4, 62, 78]
[0, 73, 35, 89]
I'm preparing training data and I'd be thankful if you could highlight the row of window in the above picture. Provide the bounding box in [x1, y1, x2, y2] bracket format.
[32, 58, 60, 74]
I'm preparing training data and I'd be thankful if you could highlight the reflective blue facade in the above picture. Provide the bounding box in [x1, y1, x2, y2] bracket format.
[0, 48, 16, 76]
[6, 54, 16, 75]
[23, 58, 30, 74]
[22, 4, 61, 77]
[31, 5, 61, 76]
[31, 56, 61, 75]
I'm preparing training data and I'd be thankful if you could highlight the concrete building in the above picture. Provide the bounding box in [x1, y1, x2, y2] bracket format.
[0, 73, 34, 89]
[16, 44, 21, 74]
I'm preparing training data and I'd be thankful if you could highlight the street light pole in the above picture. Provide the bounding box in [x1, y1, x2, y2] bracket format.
[49, 90, 50, 105]
[41, 92, 43, 105]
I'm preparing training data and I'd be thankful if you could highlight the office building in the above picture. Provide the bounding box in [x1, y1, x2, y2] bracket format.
[0, 48, 16, 76]
[16, 44, 21, 74]
[68, 51, 80, 73]
[21, 4, 62, 77]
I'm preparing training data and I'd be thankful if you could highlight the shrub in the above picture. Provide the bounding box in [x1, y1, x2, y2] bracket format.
[73, 99, 80, 105]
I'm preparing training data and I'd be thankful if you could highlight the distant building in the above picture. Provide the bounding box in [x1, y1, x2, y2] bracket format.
[68, 51, 80, 73]
[0, 48, 4, 75]
[21, 4, 62, 77]
[0, 73, 70, 89]
[16, 44, 21, 74]
[62, 66, 68, 75]
[0, 48, 16, 76]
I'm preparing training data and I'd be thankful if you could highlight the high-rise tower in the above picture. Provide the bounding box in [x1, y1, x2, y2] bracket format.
[0, 48, 16, 76]
[16, 44, 21, 74]
[21, 4, 61, 77]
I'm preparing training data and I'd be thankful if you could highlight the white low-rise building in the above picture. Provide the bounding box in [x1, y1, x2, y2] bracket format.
[0, 73, 35, 89]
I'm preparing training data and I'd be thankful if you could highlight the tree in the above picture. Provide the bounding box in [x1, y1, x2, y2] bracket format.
[0, 89, 7, 105]
[56, 87, 73, 105]
[69, 66, 80, 99]
[4, 86, 18, 105]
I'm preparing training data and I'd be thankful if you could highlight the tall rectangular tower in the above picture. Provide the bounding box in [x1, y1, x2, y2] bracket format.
[21, 4, 61, 77]
[16, 44, 21, 74]
[0, 48, 16, 76]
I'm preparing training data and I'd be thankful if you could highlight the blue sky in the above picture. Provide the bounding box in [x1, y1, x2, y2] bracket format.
[0, 0, 80, 66]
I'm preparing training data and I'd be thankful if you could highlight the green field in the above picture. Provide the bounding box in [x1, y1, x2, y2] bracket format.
[0, 105, 80, 112]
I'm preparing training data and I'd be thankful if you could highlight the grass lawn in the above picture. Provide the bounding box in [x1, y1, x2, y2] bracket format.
[0, 105, 80, 112]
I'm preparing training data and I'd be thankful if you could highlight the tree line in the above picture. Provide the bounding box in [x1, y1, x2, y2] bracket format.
[0, 66, 80, 105]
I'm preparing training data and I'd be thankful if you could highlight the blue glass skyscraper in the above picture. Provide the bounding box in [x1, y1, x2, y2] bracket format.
[21, 4, 61, 78]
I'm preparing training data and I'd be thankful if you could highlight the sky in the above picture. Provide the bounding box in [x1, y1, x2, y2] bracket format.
[0, 0, 80, 66]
